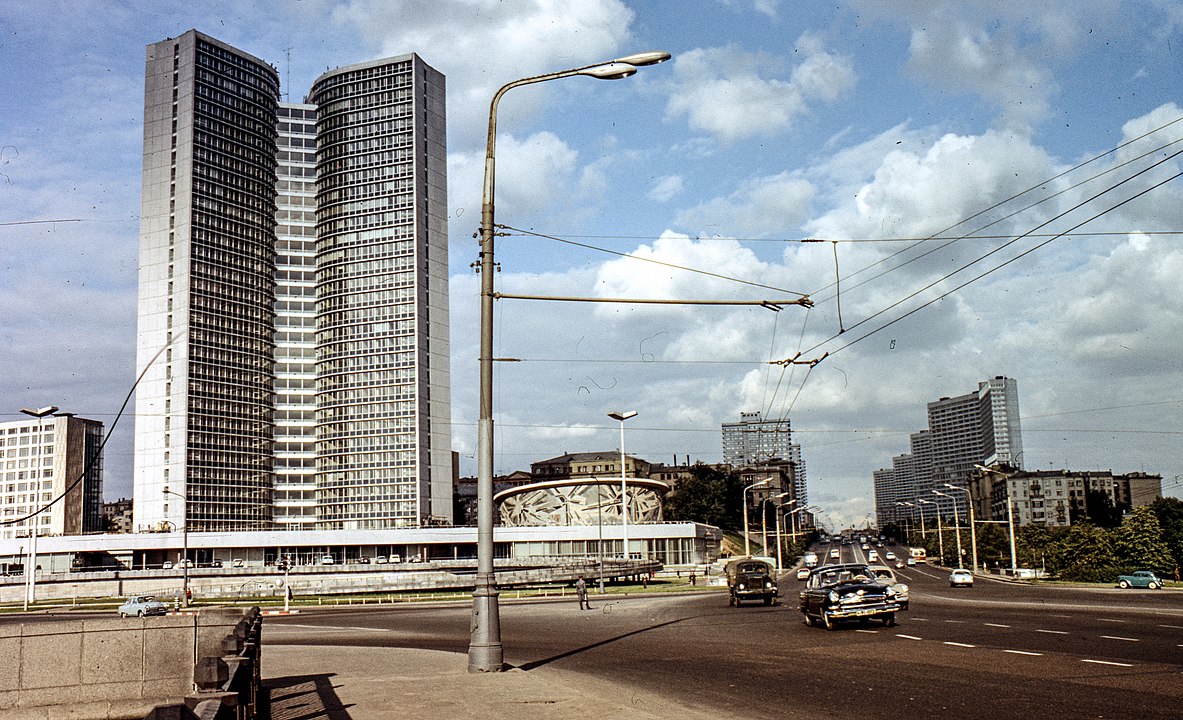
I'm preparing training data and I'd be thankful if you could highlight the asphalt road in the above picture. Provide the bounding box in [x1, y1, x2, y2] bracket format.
[259, 541, 1182, 720]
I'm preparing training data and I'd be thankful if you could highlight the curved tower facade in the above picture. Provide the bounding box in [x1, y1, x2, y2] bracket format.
[309, 55, 451, 529]
[134, 30, 278, 532]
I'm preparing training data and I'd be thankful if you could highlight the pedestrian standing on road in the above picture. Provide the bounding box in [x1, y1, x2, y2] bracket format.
[576, 575, 590, 610]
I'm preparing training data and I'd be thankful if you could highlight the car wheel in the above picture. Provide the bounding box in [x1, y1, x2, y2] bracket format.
[137, 609, 145, 617]
[763, 596, 773, 606]
[822, 610, 836, 631]
[1118, 580, 1129, 589]
[802, 612, 812, 626]
[1148, 581, 1159, 590]
[883, 614, 897, 627]
[118, 612, 126, 618]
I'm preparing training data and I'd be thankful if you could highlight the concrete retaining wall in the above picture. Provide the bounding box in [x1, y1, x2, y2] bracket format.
[0, 610, 244, 719]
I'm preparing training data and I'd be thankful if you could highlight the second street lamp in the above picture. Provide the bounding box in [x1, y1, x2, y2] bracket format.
[161, 488, 189, 606]
[470, 50, 670, 674]
[608, 410, 638, 561]
[742, 480, 770, 556]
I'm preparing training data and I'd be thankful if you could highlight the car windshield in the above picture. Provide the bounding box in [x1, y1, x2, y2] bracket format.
[142, 596, 156, 602]
[873, 570, 894, 581]
[739, 563, 767, 574]
[816, 566, 874, 585]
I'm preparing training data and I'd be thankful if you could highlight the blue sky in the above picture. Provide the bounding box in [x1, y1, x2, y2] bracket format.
[2, 0, 1181, 528]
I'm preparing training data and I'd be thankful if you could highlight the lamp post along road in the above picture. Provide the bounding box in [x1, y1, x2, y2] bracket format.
[608, 410, 638, 560]
[19, 406, 57, 611]
[742, 480, 769, 556]
[772, 493, 790, 571]
[920, 499, 943, 559]
[974, 465, 1018, 576]
[161, 488, 189, 606]
[471, 51, 670, 674]
[942, 483, 978, 573]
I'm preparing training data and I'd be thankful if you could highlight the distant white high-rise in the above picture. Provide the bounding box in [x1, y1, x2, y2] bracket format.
[873, 376, 1023, 526]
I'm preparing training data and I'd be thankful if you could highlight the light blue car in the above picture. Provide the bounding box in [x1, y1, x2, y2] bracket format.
[1116, 570, 1162, 589]
[117, 595, 169, 617]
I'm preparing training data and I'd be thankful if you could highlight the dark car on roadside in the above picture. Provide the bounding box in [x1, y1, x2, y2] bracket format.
[725, 558, 778, 606]
[799, 563, 901, 630]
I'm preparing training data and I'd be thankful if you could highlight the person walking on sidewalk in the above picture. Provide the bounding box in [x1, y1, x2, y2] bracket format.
[576, 575, 591, 609]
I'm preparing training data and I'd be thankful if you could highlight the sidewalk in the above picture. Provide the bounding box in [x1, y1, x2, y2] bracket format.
[266, 643, 719, 720]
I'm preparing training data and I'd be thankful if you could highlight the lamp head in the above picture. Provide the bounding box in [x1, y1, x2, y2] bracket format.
[608, 410, 638, 421]
[614, 51, 672, 67]
[19, 406, 59, 418]
[580, 62, 637, 80]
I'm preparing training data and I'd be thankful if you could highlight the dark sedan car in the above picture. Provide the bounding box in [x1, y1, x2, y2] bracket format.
[800, 563, 901, 630]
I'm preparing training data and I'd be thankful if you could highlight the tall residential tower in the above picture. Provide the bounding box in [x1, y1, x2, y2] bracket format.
[134, 31, 451, 532]
[134, 31, 279, 533]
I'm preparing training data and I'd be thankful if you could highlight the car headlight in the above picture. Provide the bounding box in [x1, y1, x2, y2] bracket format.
[828, 590, 840, 603]
[764, 579, 772, 588]
[738, 582, 746, 590]
[886, 586, 897, 597]
[897, 584, 908, 594]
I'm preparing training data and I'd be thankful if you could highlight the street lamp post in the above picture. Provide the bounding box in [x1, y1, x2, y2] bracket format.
[608, 410, 638, 561]
[742, 480, 770, 556]
[894, 502, 911, 542]
[915, 499, 928, 539]
[942, 483, 979, 573]
[470, 51, 670, 674]
[772, 493, 791, 571]
[19, 406, 58, 612]
[161, 488, 189, 606]
[974, 465, 1018, 576]
[919, 499, 942, 560]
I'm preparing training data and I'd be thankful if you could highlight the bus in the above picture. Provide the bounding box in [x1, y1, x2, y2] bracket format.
[909, 547, 927, 563]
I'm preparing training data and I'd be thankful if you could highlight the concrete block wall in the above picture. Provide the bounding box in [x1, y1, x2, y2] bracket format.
[0, 611, 244, 719]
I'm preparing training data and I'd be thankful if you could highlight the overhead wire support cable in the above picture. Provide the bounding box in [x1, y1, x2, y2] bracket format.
[816, 161, 1183, 360]
[499, 223, 812, 301]
[493, 292, 809, 308]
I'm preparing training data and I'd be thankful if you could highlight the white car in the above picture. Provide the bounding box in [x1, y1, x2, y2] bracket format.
[320, 555, 335, 565]
[869, 565, 909, 610]
[949, 569, 974, 587]
[868, 550, 879, 562]
[796, 567, 811, 580]
[884, 551, 896, 561]
[829, 548, 841, 559]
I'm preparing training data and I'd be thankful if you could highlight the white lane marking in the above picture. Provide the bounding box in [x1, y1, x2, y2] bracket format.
[1159, 624, 1183, 629]
[896, 634, 923, 640]
[1050, 614, 1072, 619]
[1004, 650, 1043, 656]
[1081, 659, 1133, 667]
[1036, 629, 1069, 635]
[943, 619, 967, 624]
[984, 623, 1011, 628]
[909, 617, 929, 621]
[1097, 618, 1126, 623]
[1100, 635, 1139, 642]
[943, 641, 976, 648]
[855, 629, 879, 634]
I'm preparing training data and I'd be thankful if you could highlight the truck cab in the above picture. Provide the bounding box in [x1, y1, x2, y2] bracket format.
[725, 558, 778, 607]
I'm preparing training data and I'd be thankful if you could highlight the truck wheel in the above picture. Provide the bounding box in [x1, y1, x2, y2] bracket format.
[1118, 580, 1129, 589]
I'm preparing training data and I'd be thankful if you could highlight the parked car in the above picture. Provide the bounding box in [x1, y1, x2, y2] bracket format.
[799, 563, 901, 630]
[374, 555, 388, 564]
[232, 558, 245, 568]
[1117, 570, 1163, 589]
[725, 558, 778, 606]
[320, 555, 335, 565]
[390, 554, 402, 563]
[162, 561, 174, 570]
[949, 568, 974, 587]
[796, 567, 812, 581]
[869, 565, 909, 610]
[118, 595, 168, 618]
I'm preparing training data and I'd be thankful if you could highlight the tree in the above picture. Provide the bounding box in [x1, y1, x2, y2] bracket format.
[1150, 497, 1183, 573]
[1056, 521, 1118, 582]
[663, 464, 743, 530]
[1111, 506, 1174, 574]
